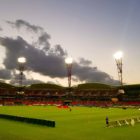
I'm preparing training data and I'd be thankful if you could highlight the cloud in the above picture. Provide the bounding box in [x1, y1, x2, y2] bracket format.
[73, 63, 119, 85]
[54, 44, 67, 56]
[0, 36, 67, 77]
[79, 57, 92, 66]
[10, 78, 43, 86]
[0, 27, 2, 31]
[0, 19, 119, 85]
[7, 19, 51, 52]
[0, 69, 11, 79]
[6, 19, 43, 33]
[10, 70, 43, 85]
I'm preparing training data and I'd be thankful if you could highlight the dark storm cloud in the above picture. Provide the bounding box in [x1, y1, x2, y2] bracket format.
[0, 36, 28, 69]
[0, 36, 66, 77]
[38, 33, 50, 50]
[0, 27, 2, 31]
[6, 19, 43, 33]
[0, 19, 119, 85]
[7, 19, 51, 51]
[73, 63, 119, 85]
[79, 58, 92, 66]
[0, 69, 11, 79]
[54, 44, 67, 56]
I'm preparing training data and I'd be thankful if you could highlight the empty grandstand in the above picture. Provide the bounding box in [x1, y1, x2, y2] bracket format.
[0, 82, 140, 107]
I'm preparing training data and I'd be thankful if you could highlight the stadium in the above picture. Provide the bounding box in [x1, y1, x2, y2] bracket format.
[0, 82, 140, 140]
[0, 1, 140, 139]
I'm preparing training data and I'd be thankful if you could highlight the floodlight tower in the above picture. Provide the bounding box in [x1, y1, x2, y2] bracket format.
[65, 57, 73, 88]
[17, 57, 26, 87]
[114, 51, 123, 86]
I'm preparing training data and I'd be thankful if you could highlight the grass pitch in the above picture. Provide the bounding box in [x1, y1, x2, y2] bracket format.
[0, 106, 140, 140]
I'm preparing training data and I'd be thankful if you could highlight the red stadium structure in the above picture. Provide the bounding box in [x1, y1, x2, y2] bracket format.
[0, 83, 140, 107]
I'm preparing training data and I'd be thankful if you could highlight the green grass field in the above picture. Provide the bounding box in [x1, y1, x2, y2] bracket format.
[0, 106, 140, 140]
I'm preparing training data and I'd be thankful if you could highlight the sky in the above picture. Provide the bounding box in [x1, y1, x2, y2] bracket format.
[0, 0, 140, 86]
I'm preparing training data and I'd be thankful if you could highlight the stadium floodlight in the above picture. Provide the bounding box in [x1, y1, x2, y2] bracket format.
[17, 57, 26, 86]
[18, 57, 26, 64]
[114, 51, 123, 85]
[65, 57, 73, 88]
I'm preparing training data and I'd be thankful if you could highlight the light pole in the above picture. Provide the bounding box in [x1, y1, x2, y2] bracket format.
[65, 57, 73, 88]
[114, 51, 123, 86]
[17, 57, 26, 87]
